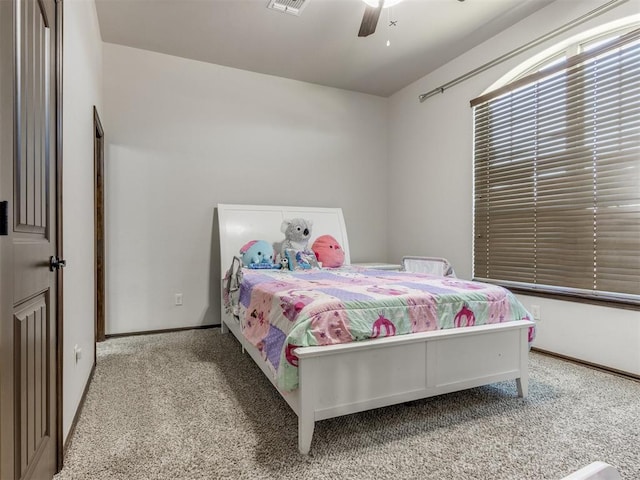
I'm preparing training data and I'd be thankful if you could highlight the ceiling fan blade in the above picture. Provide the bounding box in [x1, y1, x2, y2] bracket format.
[358, 3, 383, 37]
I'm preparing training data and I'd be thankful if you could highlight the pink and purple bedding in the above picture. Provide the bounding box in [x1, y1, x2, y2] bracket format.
[228, 266, 535, 391]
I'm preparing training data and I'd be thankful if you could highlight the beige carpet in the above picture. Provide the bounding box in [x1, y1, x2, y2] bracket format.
[55, 328, 640, 480]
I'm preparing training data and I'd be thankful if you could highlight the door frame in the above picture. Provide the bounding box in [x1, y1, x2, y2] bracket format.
[94, 106, 105, 345]
[55, 0, 64, 471]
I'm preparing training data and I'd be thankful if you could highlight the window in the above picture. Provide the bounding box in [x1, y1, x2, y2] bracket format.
[472, 28, 640, 305]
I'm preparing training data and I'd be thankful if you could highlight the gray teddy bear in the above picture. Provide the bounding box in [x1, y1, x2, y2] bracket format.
[280, 218, 313, 258]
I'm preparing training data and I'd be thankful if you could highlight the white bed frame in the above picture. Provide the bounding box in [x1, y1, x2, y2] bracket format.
[217, 203, 533, 454]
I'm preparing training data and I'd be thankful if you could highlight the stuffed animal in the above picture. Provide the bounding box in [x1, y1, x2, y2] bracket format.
[280, 218, 313, 257]
[239, 240, 275, 267]
[311, 235, 345, 268]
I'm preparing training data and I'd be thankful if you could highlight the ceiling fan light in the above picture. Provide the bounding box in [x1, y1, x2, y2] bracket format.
[362, 0, 404, 8]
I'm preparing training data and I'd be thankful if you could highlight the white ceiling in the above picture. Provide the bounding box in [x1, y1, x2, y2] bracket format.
[95, 0, 555, 97]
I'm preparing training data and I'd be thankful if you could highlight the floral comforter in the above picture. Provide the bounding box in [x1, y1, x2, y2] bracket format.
[225, 266, 535, 391]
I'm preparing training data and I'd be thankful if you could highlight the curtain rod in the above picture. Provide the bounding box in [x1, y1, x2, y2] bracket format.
[417, 0, 629, 103]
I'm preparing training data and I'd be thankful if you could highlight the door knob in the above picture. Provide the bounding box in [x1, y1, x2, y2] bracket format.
[49, 255, 67, 271]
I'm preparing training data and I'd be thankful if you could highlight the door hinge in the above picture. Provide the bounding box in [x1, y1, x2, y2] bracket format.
[0, 201, 7, 236]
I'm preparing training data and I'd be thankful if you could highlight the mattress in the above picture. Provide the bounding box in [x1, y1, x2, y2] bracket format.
[225, 266, 535, 391]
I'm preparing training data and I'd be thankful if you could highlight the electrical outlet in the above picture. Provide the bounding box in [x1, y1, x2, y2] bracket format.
[530, 304, 541, 320]
[175, 293, 183, 306]
[74, 344, 82, 364]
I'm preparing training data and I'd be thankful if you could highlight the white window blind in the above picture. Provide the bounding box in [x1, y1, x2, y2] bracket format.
[472, 28, 640, 304]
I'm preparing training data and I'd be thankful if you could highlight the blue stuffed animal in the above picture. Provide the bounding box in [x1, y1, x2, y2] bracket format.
[239, 240, 276, 268]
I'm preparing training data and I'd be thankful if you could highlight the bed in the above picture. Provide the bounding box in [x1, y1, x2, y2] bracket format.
[217, 203, 535, 454]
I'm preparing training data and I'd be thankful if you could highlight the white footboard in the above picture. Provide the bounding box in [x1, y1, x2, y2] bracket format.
[294, 320, 531, 454]
[222, 311, 532, 455]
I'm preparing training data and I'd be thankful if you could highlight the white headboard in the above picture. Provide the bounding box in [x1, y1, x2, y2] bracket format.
[217, 204, 351, 276]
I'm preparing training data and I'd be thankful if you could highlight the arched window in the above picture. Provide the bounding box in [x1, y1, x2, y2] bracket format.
[471, 24, 640, 305]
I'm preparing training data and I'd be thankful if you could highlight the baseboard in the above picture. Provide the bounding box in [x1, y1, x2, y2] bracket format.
[105, 324, 219, 339]
[532, 347, 640, 382]
[63, 361, 97, 458]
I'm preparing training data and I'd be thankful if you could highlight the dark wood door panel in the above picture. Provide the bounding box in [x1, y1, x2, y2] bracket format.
[15, 0, 50, 235]
[13, 242, 50, 305]
[14, 292, 50, 480]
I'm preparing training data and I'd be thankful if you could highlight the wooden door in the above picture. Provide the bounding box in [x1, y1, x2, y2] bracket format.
[0, 0, 60, 479]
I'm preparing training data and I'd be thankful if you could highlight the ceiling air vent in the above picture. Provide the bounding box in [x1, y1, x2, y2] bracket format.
[266, 0, 309, 16]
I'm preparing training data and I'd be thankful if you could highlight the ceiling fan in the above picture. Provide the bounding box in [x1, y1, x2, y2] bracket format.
[358, 0, 465, 38]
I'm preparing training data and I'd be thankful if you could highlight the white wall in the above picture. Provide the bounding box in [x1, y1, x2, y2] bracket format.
[102, 44, 389, 335]
[388, 0, 640, 376]
[62, 0, 102, 442]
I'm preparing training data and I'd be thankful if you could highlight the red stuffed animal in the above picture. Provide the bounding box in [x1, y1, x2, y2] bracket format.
[311, 235, 345, 268]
